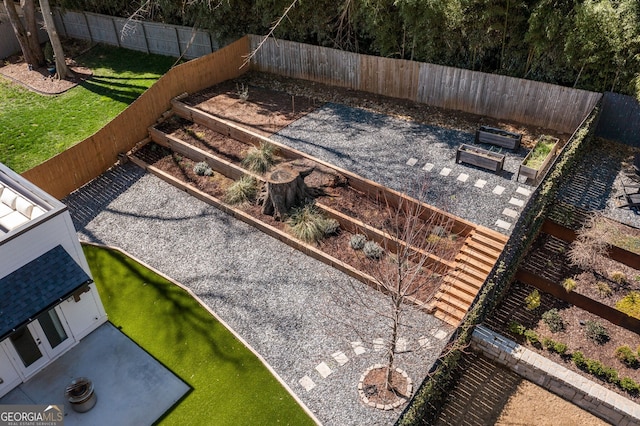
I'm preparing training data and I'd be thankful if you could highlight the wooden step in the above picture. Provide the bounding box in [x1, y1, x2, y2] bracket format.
[435, 285, 476, 305]
[467, 236, 503, 257]
[446, 270, 485, 289]
[455, 255, 493, 274]
[458, 246, 497, 267]
[443, 275, 482, 296]
[435, 291, 472, 312]
[470, 232, 505, 252]
[433, 302, 466, 325]
[453, 263, 486, 282]
[473, 226, 509, 243]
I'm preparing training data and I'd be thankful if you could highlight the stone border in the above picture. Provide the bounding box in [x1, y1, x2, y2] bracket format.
[471, 325, 640, 426]
[358, 364, 413, 410]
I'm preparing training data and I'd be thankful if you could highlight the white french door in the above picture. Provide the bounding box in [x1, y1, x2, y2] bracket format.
[7, 306, 74, 379]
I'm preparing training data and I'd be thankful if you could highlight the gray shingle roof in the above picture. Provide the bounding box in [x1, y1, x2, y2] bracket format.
[0, 245, 92, 339]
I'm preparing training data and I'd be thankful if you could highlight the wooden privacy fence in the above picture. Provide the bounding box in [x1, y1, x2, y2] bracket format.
[22, 36, 251, 199]
[248, 36, 602, 134]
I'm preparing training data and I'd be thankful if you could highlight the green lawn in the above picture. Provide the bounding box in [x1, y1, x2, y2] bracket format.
[0, 45, 175, 173]
[83, 244, 315, 426]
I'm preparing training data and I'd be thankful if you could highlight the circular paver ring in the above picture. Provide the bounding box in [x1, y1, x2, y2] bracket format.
[358, 364, 413, 410]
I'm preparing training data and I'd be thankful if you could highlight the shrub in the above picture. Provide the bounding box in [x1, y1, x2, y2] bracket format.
[552, 341, 568, 355]
[507, 321, 526, 336]
[572, 351, 588, 369]
[363, 241, 384, 260]
[321, 218, 340, 236]
[242, 143, 276, 174]
[620, 377, 640, 395]
[525, 290, 541, 311]
[609, 270, 627, 285]
[524, 329, 540, 346]
[350, 234, 367, 250]
[542, 337, 554, 349]
[584, 320, 610, 344]
[615, 346, 638, 367]
[193, 161, 213, 176]
[616, 291, 640, 319]
[595, 281, 612, 297]
[426, 234, 441, 244]
[562, 277, 577, 292]
[542, 308, 565, 333]
[224, 176, 258, 205]
[287, 205, 328, 244]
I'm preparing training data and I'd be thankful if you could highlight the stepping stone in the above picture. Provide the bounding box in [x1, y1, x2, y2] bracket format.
[496, 219, 512, 230]
[457, 173, 469, 183]
[433, 330, 448, 340]
[373, 338, 385, 351]
[332, 351, 349, 366]
[492, 185, 505, 195]
[439, 167, 452, 177]
[516, 186, 532, 196]
[474, 179, 487, 189]
[315, 362, 333, 378]
[508, 197, 524, 207]
[396, 337, 408, 353]
[422, 163, 434, 172]
[502, 208, 518, 218]
[418, 336, 431, 348]
[406, 158, 418, 166]
[351, 341, 367, 356]
[299, 375, 316, 391]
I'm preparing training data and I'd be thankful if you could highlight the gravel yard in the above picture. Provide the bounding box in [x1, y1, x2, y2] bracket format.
[64, 163, 452, 426]
[272, 103, 537, 235]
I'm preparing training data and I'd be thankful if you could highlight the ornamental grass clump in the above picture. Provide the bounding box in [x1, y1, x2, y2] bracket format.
[525, 289, 541, 311]
[562, 277, 577, 292]
[242, 142, 276, 174]
[287, 204, 333, 244]
[224, 176, 258, 205]
[193, 161, 213, 176]
[615, 345, 638, 368]
[363, 241, 384, 260]
[350, 234, 367, 250]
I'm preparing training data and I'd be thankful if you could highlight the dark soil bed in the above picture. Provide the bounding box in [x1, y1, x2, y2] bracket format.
[485, 280, 640, 402]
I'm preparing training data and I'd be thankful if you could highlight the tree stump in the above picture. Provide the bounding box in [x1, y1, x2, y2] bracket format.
[258, 163, 313, 221]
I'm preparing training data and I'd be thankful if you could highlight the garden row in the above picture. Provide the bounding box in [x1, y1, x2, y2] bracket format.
[127, 98, 508, 326]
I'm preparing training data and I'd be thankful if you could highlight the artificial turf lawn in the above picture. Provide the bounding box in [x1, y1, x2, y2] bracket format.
[0, 45, 175, 173]
[83, 244, 315, 426]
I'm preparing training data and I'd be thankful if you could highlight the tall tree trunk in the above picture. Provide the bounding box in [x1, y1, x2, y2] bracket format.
[21, 0, 44, 66]
[38, 0, 71, 79]
[386, 296, 400, 390]
[3, 0, 40, 65]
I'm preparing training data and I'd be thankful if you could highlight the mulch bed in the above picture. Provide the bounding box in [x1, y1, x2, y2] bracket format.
[486, 280, 640, 402]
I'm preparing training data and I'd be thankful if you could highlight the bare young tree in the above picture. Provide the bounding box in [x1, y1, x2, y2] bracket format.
[327, 191, 459, 405]
[568, 213, 611, 272]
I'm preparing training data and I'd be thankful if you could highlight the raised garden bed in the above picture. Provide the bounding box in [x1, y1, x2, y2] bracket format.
[518, 135, 560, 181]
[455, 144, 505, 172]
[485, 281, 640, 403]
[475, 126, 522, 150]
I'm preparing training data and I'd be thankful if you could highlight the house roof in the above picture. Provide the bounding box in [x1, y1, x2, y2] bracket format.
[0, 245, 92, 340]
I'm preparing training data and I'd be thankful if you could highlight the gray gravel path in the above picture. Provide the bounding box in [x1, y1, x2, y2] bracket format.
[64, 164, 452, 426]
[272, 103, 536, 234]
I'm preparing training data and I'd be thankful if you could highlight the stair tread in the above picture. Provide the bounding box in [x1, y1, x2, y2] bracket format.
[470, 232, 505, 252]
[442, 276, 483, 295]
[436, 287, 475, 305]
[473, 226, 509, 243]
[445, 271, 485, 288]
[458, 247, 497, 266]
[455, 255, 493, 273]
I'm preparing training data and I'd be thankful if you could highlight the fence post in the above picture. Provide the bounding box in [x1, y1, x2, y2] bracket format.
[174, 27, 182, 56]
[140, 22, 150, 54]
[82, 12, 93, 43]
[111, 17, 121, 47]
[55, 9, 68, 38]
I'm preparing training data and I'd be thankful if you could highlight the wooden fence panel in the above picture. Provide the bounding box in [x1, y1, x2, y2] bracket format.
[22, 37, 251, 199]
[250, 36, 601, 134]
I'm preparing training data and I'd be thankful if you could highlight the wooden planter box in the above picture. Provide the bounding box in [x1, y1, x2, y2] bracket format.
[475, 126, 522, 150]
[518, 135, 560, 181]
[456, 144, 505, 172]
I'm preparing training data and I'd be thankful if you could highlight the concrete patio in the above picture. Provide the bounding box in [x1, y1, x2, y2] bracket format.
[0, 323, 189, 426]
